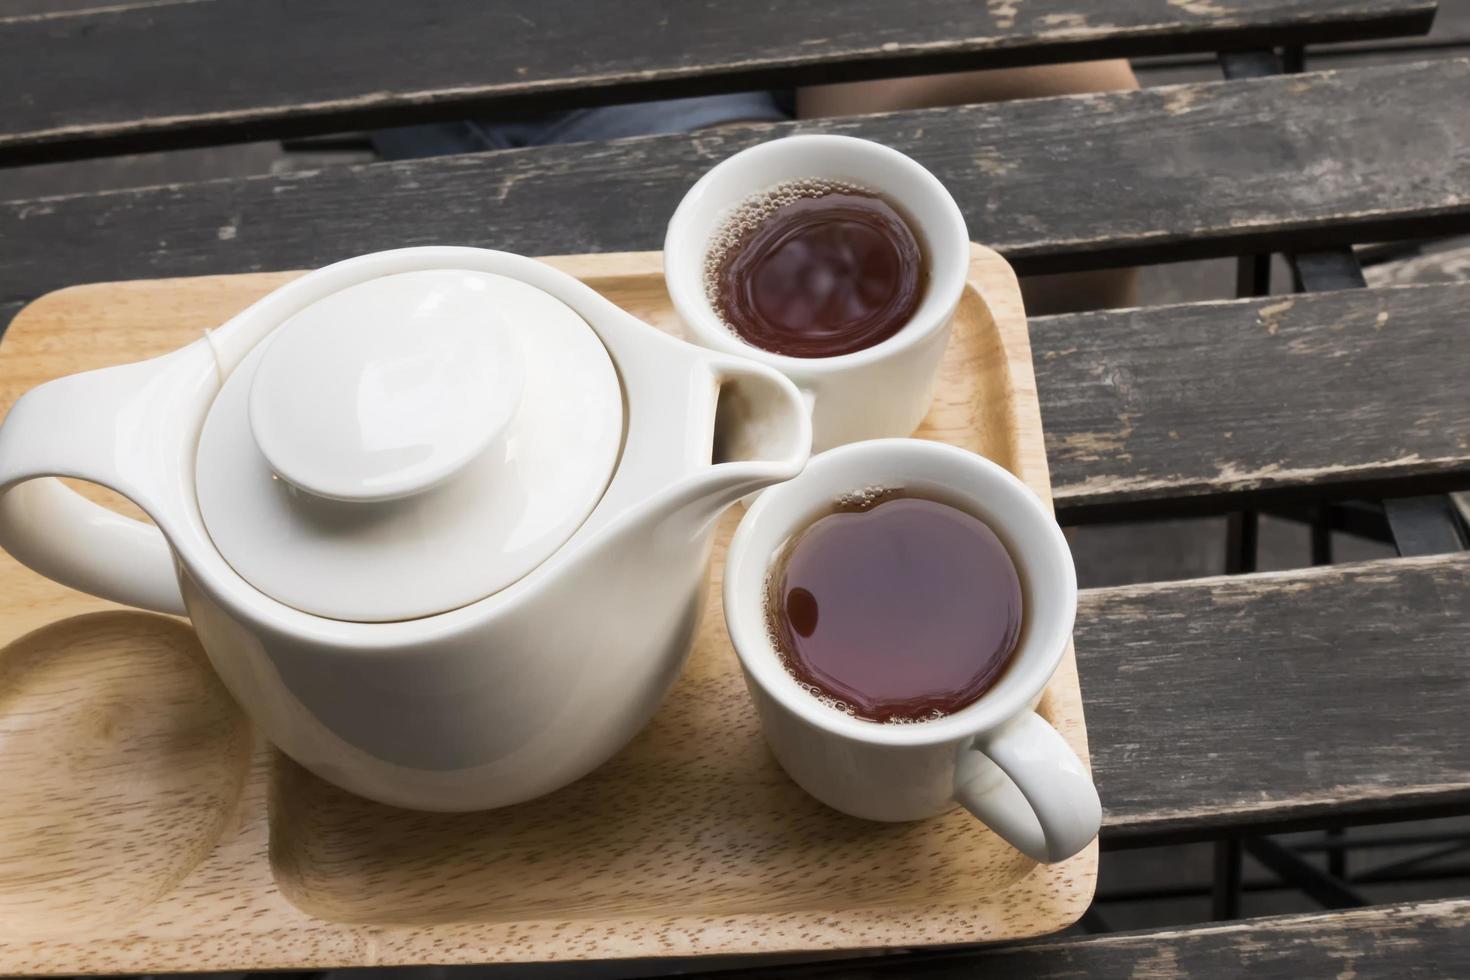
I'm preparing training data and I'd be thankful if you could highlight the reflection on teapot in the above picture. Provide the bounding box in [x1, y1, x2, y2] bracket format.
[0, 247, 811, 810]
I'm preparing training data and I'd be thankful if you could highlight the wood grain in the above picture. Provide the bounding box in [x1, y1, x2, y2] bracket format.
[0, 613, 250, 938]
[5, 59, 1470, 313]
[0, 247, 1101, 972]
[0, 0, 1434, 163]
[1083, 553, 1470, 845]
[679, 898, 1470, 978]
[1035, 283, 1470, 522]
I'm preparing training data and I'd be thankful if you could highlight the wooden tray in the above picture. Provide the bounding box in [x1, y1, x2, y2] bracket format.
[0, 246, 1095, 973]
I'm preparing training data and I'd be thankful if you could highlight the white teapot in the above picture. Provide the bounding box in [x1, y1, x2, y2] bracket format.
[0, 248, 810, 810]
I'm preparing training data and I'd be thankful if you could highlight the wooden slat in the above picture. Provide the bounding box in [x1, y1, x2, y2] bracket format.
[0, 302, 20, 338]
[1080, 554, 1470, 845]
[0, 0, 1435, 164]
[1365, 241, 1470, 285]
[0, 0, 128, 15]
[1315, 0, 1470, 59]
[4, 59, 1470, 310]
[1037, 283, 1470, 522]
[1137, 0, 1469, 70]
[683, 899, 1470, 978]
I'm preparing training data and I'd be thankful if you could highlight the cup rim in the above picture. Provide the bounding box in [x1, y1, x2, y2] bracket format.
[723, 439, 1078, 747]
[663, 134, 971, 376]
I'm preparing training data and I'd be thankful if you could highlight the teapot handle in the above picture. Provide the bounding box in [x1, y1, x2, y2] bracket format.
[0, 479, 184, 615]
[0, 354, 202, 616]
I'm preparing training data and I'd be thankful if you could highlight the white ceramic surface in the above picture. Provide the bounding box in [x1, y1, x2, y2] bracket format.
[248, 271, 530, 503]
[0, 247, 811, 810]
[665, 135, 970, 453]
[197, 269, 623, 622]
[724, 439, 1100, 863]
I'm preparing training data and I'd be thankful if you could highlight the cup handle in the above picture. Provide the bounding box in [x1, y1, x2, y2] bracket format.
[955, 711, 1101, 863]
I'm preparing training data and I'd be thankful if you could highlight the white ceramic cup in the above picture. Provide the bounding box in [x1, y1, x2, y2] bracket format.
[665, 135, 971, 453]
[724, 439, 1101, 863]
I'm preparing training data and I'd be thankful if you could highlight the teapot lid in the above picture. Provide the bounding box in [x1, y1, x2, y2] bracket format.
[195, 269, 623, 622]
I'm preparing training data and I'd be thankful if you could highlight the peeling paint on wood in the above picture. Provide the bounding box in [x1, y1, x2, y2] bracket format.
[1037, 283, 1470, 520]
[987, 0, 1020, 30]
[1082, 554, 1470, 843]
[3, 60, 1470, 312]
[691, 897, 1470, 978]
[0, 0, 1435, 161]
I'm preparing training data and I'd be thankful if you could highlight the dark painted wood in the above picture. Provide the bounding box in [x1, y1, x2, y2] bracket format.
[1082, 554, 1470, 844]
[0, 0, 130, 15]
[4, 59, 1470, 309]
[1036, 283, 1470, 522]
[682, 899, 1470, 978]
[1317, 0, 1470, 57]
[0, 0, 1436, 163]
[0, 302, 20, 341]
[1143, 0, 1469, 67]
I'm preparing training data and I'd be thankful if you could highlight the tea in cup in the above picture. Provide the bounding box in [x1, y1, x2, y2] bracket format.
[766, 489, 1022, 724]
[666, 135, 971, 453]
[705, 179, 927, 358]
[723, 439, 1100, 863]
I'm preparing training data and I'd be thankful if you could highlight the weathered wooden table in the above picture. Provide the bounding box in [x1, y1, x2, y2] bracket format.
[3, 1, 1468, 976]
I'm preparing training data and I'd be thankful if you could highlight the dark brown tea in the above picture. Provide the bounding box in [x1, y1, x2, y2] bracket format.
[706, 181, 926, 358]
[767, 492, 1022, 723]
